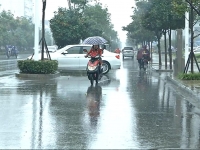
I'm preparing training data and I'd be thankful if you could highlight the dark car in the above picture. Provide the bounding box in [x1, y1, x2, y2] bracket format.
[122, 46, 134, 60]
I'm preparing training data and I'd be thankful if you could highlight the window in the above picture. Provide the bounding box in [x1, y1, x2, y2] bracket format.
[66, 46, 81, 54]
[81, 46, 92, 54]
[124, 47, 133, 50]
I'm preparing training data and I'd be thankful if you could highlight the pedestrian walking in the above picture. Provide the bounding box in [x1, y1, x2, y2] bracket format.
[114, 48, 121, 54]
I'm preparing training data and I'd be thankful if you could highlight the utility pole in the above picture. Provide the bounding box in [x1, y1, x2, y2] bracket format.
[177, 29, 183, 73]
[185, 11, 189, 65]
[34, 0, 39, 60]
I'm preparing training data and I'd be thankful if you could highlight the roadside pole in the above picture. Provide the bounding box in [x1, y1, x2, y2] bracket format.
[185, 11, 189, 65]
[34, 0, 39, 60]
[177, 29, 184, 74]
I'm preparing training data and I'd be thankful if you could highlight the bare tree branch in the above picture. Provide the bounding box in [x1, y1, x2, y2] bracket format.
[185, 0, 200, 16]
[193, 33, 200, 39]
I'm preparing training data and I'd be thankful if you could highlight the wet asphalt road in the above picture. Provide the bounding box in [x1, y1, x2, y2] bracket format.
[0, 54, 200, 149]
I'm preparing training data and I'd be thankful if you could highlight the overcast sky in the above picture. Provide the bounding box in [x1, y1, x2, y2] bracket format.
[45, 0, 135, 44]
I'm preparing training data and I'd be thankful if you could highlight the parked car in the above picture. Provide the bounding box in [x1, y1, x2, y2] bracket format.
[27, 44, 121, 74]
[122, 46, 134, 59]
[187, 44, 200, 54]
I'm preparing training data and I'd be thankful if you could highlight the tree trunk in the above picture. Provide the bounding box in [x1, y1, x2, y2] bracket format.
[190, 5, 194, 73]
[41, 1, 46, 60]
[155, 31, 162, 67]
[157, 35, 162, 67]
[164, 30, 167, 69]
[150, 41, 153, 63]
[168, 28, 172, 69]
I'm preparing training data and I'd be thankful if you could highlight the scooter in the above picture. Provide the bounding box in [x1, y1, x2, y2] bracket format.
[139, 55, 148, 71]
[86, 54, 103, 85]
[6, 47, 18, 59]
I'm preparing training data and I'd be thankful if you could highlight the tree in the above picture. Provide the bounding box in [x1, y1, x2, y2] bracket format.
[0, 10, 35, 52]
[71, 0, 87, 9]
[50, 7, 89, 48]
[14, 17, 34, 50]
[0, 10, 16, 48]
[50, 2, 120, 49]
[124, 0, 186, 68]
[83, 3, 119, 49]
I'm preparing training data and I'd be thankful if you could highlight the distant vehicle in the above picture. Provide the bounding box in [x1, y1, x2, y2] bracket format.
[27, 44, 121, 74]
[193, 46, 200, 54]
[168, 46, 177, 52]
[6, 45, 18, 59]
[84, 49, 103, 85]
[122, 46, 134, 60]
[188, 42, 200, 51]
[47, 45, 58, 53]
[188, 42, 200, 54]
[39, 45, 58, 53]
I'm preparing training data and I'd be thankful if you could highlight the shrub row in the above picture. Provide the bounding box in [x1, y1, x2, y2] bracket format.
[195, 54, 200, 63]
[17, 60, 58, 74]
[178, 73, 200, 80]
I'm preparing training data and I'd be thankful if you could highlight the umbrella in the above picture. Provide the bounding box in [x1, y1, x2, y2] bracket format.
[82, 36, 107, 45]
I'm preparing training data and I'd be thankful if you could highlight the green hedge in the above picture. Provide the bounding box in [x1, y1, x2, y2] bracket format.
[17, 60, 58, 74]
[195, 54, 200, 62]
[178, 73, 200, 80]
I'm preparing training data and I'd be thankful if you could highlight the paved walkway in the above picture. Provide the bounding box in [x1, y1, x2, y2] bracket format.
[151, 53, 200, 106]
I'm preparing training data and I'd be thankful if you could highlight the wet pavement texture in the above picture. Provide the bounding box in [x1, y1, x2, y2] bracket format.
[0, 54, 30, 77]
[0, 56, 200, 149]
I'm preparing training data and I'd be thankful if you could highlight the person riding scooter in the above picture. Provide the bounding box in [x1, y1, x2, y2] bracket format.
[114, 47, 121, 54]
[85, 45, 103, 73]
[137, 45, 150, 66]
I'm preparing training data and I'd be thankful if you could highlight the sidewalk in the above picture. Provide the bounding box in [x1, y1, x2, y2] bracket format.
[151, 53, 200, 105]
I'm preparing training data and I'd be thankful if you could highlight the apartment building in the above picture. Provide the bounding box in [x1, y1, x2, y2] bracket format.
[0, 0, 33, 19]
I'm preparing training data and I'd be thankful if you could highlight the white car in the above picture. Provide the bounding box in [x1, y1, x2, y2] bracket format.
[28, 44, 121, 74]
[122, 46, 134, 59]
[193, 46, 200, 54]
[187, 46, 200, 55]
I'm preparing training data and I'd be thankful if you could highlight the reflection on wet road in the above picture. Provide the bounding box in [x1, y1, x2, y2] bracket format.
[0, 54, 30, 77]
[0, 57, 200, 149]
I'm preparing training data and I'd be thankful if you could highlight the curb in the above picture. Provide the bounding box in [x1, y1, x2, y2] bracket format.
[166, 76, 200, 102]
[151, 67, 173, 72]
[154, 69, 173, 72]
[15, 72, 60, 79]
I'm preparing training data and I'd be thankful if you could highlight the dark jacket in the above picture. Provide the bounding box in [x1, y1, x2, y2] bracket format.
[137, 48, 150, 60]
